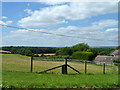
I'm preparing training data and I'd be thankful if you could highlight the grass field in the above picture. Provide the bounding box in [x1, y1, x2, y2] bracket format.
[2, 54, 119, 88]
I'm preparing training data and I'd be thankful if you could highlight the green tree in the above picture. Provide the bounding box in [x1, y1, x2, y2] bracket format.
[71, 43, 89, 52]
[62, 47, 73, 55]
[72, 51, 94, 61]
[24, 49, 32, 56]
[56, 47, 73, 56]
[99, 51, 108, 55]
[116, 46, 120, 50]
[56, 50, 62, 55]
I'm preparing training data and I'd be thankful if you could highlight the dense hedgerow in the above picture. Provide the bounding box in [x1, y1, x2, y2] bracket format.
[72, 51, 94, 61]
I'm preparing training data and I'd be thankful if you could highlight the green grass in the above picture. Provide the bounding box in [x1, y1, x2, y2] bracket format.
[2, 54, 119, 88]
[2, 71, 118, 88]
[2, 54, 118, 74]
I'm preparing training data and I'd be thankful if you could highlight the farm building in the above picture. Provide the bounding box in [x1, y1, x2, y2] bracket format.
[111, 50, 120, 59]
[0, 50, 11, 54]
[94, 50, 120, 65]
[95, 55, 113, 64]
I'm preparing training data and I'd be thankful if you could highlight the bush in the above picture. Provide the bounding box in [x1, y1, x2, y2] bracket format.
[61, 55, 70, 59]
[56, 55, 62, 58]
[72, 51, 94, 61]
[113, 59, 120, 63]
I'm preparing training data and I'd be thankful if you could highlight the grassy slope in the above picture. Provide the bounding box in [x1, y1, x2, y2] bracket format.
[2, 54, 119, 88]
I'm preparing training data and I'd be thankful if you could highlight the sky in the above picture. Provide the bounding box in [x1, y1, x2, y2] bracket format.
[0, 1, 118, 47]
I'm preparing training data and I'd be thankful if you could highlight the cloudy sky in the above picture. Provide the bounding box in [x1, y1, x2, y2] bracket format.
[1, 1, 118, 47]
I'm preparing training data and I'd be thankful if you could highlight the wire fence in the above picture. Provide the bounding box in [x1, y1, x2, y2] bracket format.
[32, 58, 118, 74]
[33, 58, 118, 66]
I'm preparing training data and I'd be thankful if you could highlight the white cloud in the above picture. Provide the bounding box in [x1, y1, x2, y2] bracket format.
[0, 20, 13, 27]
[3, 19, 118, 46]
[54, 19, 118, 35]
[38, 0, 66, 5]
[24, 9, 33, 14]
[2, 16, 7, 19]
[106, 28, 118, 32]
[6, 21, 13, 24]
[36, 0, 119, 3]
[92, 20, 118, 28]
[18, 2, 117, 28]
[37, 0, 70, 5]
[105, 28, 118, 33]
[0, 21, 6, 25]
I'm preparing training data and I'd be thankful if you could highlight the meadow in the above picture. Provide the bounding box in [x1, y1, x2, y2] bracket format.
[2, 54, 119, 88]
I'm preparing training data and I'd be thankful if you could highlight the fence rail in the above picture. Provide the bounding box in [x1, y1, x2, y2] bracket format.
[30, 56, 118, 74]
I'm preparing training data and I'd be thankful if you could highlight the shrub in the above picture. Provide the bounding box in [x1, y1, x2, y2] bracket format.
[72, 51, 94, 61]
[62, 55, 70, 59]
[113, 59, 120, 63]
[56, 55, 62, 58]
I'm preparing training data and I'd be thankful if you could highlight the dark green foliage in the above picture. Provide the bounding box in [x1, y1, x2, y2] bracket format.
[56, 47, 72, 56]
[72, 51, 94, 61]
[63, 47, 73, 55]
[56, 50, 62, 55]
[90, 49, 98, 57]
[71, 43, 89, 52]
[55, 43, 89, 56]
[113, 59, 120, 63]
[99, 51, 108, 55]
[61, 55, 70, 59]
[116, 46, 120, 50]
[33, 54, 39, 57]
[90, 48, 115, 56]
[2, 46, 60, 56]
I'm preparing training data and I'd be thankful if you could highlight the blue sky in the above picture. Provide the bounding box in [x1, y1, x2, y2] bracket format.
[1, 2, 118, 47]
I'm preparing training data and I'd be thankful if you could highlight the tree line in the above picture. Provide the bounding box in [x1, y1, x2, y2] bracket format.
[1, 44, 115, 61]
[2, 46, 59, 56]
[55, 43, 115, 61]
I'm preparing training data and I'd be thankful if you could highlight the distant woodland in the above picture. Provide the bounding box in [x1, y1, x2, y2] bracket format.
[1, 43, 116, 61]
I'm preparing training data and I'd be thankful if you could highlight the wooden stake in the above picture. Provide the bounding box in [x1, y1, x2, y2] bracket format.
[62, 65, 67, 74]
[38, 65, 62, 73]
[65, 58, 67, 65]
[85, 61, 87, 74]
[31, 56, 33, 72]
[62, 59, 68, 74]
[103, 63, 105, 74]
[67, 65, 80, 74]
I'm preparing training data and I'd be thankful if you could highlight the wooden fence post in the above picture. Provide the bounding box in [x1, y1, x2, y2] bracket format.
[62, 59, 67, 74]
[103, 63, 105, 74]
[31, 56, 33, 72]
[85, 61, 87, 74]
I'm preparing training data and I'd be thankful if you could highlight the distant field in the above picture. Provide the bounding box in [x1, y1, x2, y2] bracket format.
[2, 54, 119, 88]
